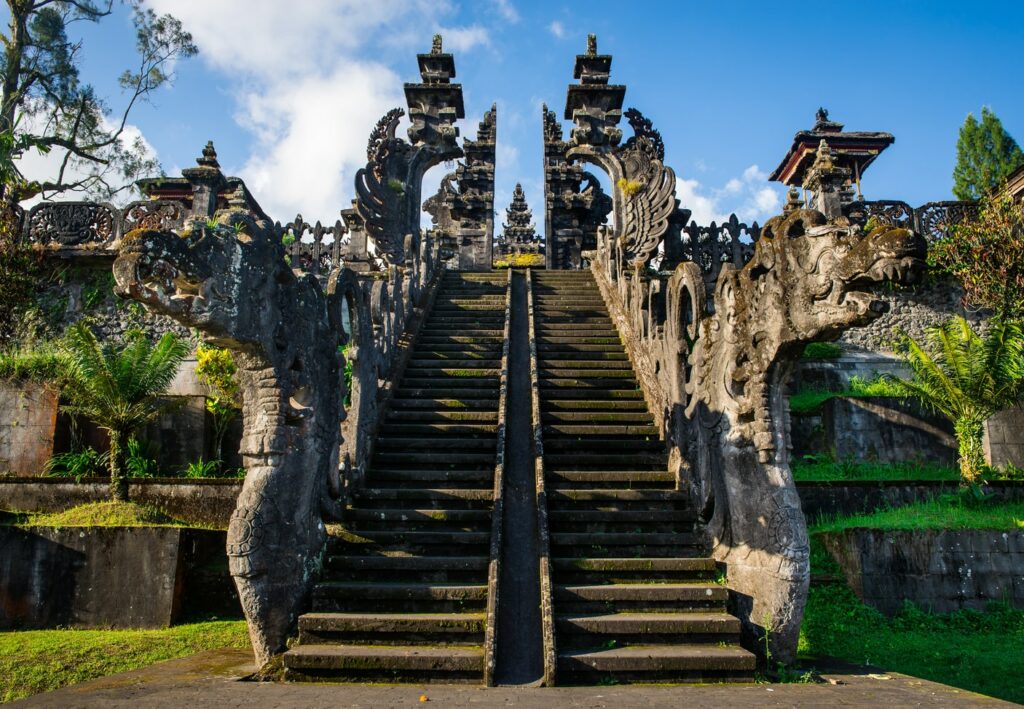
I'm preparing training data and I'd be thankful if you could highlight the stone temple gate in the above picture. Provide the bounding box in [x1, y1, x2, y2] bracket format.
[23, 33, 961, 685]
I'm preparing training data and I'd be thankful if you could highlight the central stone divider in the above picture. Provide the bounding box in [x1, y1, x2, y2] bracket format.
[283, 270, 509, 683]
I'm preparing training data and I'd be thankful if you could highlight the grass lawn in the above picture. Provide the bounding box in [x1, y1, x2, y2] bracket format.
[811, 497, 1024, 533]
[799, 582, 1024, 704]
[0, 620, 250, 703]
[792, 460, 959, 482]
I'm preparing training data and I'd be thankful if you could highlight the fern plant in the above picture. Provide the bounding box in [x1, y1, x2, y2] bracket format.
[885, 317, 1024, 484]
[59, 324, 188, 501]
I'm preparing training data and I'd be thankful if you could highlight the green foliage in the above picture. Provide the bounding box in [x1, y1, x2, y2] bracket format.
[931, 192, 1024, 321]
[44, 447, 109, 481]
[952, 107, 1024, 201]
[81, 270, 115, 311]
[885, 317, 1024, 483]
[280, 231, 296, 247]
[0, 1, 197, 203]
[800, 342, 842, 360]
[0, 620, 249, 703]
[124, 437, 158, 478]
[792, 458, 959, 482]
[195, 344, 239, 469]
[59, 324, 188, 500]
[800, 583, 1024, 704]
[387, 178, 405, 194]
[340, 343, 353, 407]
[788, 375, 905, 413]
[182, 458, 219, 479]
[810, 497, 1024, 534]
[0, 344, 67, 381]
[0, 210, 42, 346]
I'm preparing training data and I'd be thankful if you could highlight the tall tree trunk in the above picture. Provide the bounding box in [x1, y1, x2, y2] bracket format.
[108, 428, 128, 502]
[954, 416, 986, 485]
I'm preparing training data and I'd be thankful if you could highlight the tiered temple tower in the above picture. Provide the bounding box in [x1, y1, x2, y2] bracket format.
[496, 183, 541, 256]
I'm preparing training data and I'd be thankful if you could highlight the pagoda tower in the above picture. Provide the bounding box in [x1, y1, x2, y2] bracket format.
[498, 183, 541, 255]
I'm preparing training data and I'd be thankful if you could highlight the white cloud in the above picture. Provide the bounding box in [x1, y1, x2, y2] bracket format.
[493, 0, 519, 23]
[674, 164, 782, 226]
[143, 0, 492, 220]
[549, 21, 565, 38]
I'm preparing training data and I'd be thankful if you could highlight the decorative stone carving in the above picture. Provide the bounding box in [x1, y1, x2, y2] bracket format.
[24, 201, 119, 247]
[496, 183, 541, 256]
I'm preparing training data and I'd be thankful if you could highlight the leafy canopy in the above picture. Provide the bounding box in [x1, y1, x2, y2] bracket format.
[952, 107, 1024, 201]
[0, 1, 197, 203]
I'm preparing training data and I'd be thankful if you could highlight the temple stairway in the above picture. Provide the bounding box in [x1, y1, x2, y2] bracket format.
[531, 270, 756, 684]
[283, 271, 507, 682]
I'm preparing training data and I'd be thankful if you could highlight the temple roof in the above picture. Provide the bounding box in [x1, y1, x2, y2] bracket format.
[769, 108, 894, 187]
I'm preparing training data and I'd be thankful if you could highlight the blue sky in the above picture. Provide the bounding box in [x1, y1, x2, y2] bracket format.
[13, 0, 1024, 230]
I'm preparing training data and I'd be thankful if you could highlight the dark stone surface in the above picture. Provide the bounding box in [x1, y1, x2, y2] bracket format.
[0, 478, 242, 528]
[985, 407, 1024, 469]
[791, 396, 956, 465]
[820, 529, 1024, 615]
[0, 527, 235, 629]
[796, 480, 1024, 522]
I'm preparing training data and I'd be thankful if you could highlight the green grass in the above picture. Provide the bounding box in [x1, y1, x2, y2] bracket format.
[801, 342, 842, 360]
[789, 375, 907, 414]
[0, 620, 250, 703]
[792, 460, 959, 482]
[6, 501, 188, 528]
[800, 583, 1024, 704]
[0, 346, 67, 382]
[810, 497, 1024, 534]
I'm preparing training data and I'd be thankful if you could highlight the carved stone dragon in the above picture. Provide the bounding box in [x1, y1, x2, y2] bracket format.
[112, 204, 350, 666]
[676, 207, 927, 657]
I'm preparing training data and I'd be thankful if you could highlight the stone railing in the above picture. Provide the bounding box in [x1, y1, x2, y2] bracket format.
[845, 199, 978, 241]
[278, 215, 350, 276]
[22, 199, 189, 249]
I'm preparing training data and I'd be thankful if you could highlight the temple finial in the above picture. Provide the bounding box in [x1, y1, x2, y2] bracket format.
[587, 33, 597, 55]
[432, 34, 442, 54]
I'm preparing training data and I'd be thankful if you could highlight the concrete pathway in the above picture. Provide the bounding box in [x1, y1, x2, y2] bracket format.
[13, 649, 1012, 708]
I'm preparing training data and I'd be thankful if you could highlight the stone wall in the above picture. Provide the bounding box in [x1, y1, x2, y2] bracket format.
[791, 396, 956, 466]
[0, 526, 236, 628]
[837, 277, 986, 352]
[0, 478, 241, 528]
[0, 382, 58, 475]
[819, 529, 1024, 615]
[985, 408, 1024, 469]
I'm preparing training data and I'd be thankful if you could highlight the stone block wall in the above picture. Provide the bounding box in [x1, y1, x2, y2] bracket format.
[0, 382, 58, 475]
[985, 408, 1024, 469]
[820, 529, 1024, 615]
[837, 278, 985, 352]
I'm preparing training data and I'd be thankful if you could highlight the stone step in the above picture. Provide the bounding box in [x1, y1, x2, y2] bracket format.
[539, 379, 640, 391]
[392, 388, 499, 401]
[403, 367, 501, 378]
[541, 359, 632, 369]
[328, 530, 490, 549]
[367, 469, 493, 485]
[400, 377, 499, 390]
[546, 470, 675, 489]
[543, 438, 662, 452]
[346, 508, 491, 525]
[549, 489, 685, 503]
[543, 424, 660, 437]
[284, 644, 484, 679]
[544, 452, 666, 468]
[548, 509, 692, 524]
[555, 612, 740, 637]
[389, 397, 498, 408]
[556, 644, 755, 679]
[540, 369, 635, 379]
[553, 557, 716, 575]
[540, 389, 645, 401]
[375, 437, 497, 451]
[554, 584, 728, 605]
[542, 399, 649, 411]
[537, 337, 622, 346]
[325, 555, 488, 574]
[379, 423, 498, 437]
[407, 359, 502, 368]
[314, 582, 487, 603]
[353, 488, 493, 503]
[542, 412, 653, 423]
[298, 612, 485, 644]
[550, 532, 698, 549]
[385, 410, 498, 422]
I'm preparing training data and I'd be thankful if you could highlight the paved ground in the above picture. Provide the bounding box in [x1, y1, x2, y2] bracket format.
[12, 648, 1013, 708]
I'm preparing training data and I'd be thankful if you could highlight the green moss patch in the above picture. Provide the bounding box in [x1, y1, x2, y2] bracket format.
[789, 375, 907, 414]
[810, 498, 1024, 534]
[11, 501, 187, 528]
[0, 620, 249, 703]
[792, 460, 959, 482]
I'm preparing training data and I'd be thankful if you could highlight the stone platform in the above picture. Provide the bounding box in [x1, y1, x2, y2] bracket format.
[11, 649, 1011, 707]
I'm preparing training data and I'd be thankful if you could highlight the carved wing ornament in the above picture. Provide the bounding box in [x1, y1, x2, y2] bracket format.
[366, 108, 407, 181]
[356, 107, 413, 265]
[613, 108, 677, 267]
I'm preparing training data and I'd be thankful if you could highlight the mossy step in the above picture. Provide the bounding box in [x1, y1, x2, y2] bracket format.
[353, 488, 493, 502]
[556, 612, 740, 636]
[543, 454, 666, 470]
[534, 352, 628, 361]
[325, 556, 489, 572]
[546, 470, 674, 484]
[542, 412, 653, 423]
[407, 359, 502, 368]
[543, 438, 663, 453]
[367, 469, 493, 483]
[411, 348, 503, 357]
[283, 644, 484, 673]
[554, 557, 716, 573]
[375, 438, 497, 451]
[399, 378, 499, 390]
[393, 388, 500, 400]
[402, 367, 501, 377]
[298, 612, 486, 635]
[548, 509, 692, 523]
[328, 530, 490, 547]
[549, 489, 684, 502]
[388, 398, 498, 410]
[385, 410, 498, 422]
[556, 644, 755, 675]
[539, 379, 640, 391]
[551, 532, 698, 547]
[540, 369, 635, 380]
[346, 508, 490, 524]
[555, 584, 727, 604]
[542, 360, 632, 369]
[314, 582, 487, 603]
[378, 423, 498, 437]
[541, 399, 649, 410]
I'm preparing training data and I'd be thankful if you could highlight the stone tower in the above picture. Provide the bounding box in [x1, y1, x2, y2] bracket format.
[497, 183, 541, 255]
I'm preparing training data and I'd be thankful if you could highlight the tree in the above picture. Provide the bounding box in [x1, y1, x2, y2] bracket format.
[886, 317, 1024, 484]
[931, 191, 1024, 322]
[0, 0, 197, 206]
[60, 323, 188, 501]
[952, 107, 1024, 201]
[194, 343, 240, 471]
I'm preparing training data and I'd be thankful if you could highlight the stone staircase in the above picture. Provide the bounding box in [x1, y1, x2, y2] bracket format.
[531, 270, 756, 684]
[283, 271, 508, 682]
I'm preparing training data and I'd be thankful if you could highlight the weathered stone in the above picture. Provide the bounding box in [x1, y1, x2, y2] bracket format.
[0, 381, 58, 476]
